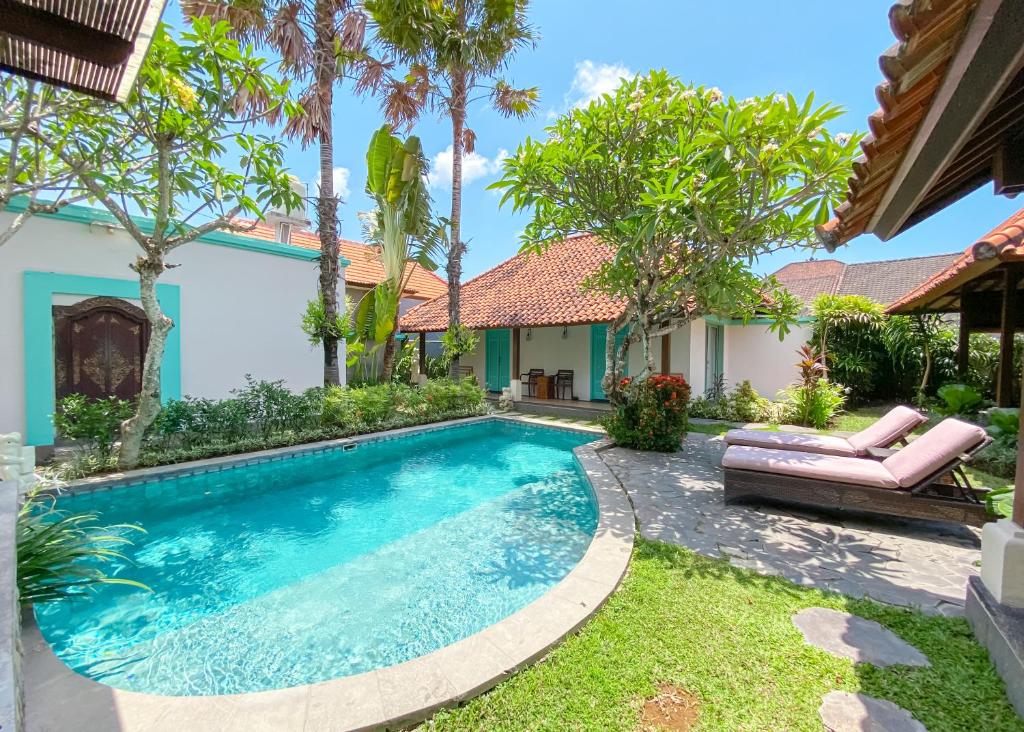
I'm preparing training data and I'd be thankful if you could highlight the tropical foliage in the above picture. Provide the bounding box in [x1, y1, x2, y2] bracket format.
[53, 395, 136, 460]
[781, 346, 846, 429]
[366, 0, 539, 375]
[50, 378, 487, 478]
[17, 488, 147, 604]
[604, 374, 691, 451]
[493, 71, 858, 405]
[935, 383, 985, 417]
[356, 124, 441, 381]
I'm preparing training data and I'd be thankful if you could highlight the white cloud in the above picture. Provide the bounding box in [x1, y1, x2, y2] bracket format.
[309, 166, 351, 200]
[566, 60, 635, 109]
[427, 146, 509, 189]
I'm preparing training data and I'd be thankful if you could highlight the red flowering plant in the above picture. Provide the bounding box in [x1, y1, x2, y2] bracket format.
[603, 374, 691, 451]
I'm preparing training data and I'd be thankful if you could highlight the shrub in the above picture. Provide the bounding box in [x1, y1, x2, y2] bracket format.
[17, 486, 147, 603]
[935, 383, 985, 417]
[781, 379, 846, 430]
[780, 346, 846, 429]
[53, 394, 135, 458]
[604, 374, 691, 452]
[985, 407, 1019, 447]
[974, 442, 1016, 481]
[728, 380, 767, 423]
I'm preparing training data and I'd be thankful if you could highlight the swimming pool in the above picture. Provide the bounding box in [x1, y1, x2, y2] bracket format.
[35, 419, 598, 696]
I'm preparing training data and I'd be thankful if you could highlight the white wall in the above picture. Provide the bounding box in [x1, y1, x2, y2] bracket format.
[687, 319, 708, 396]
[723, 322, 812, 399]
[519, 325, 593, 400]
[0, 212, 329, 442]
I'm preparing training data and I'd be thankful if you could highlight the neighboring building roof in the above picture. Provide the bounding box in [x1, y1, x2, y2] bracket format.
[0, 0, 166, 102]
[773, 252, 960, 307]
[242, 220, 448, 301]
[888, 206, 1024, 312]
[400, 233, 625, 332]
[817, 0, 1024, 248]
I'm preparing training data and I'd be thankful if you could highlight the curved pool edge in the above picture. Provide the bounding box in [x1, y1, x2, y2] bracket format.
[22, 419, 634, 732]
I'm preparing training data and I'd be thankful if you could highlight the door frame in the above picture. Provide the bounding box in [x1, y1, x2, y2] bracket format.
[23, 271, 181, 445]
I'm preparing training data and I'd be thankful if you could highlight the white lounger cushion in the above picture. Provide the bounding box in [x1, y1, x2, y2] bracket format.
[723, 430, 857, 456]
[724, 406, 926, 457]
[722, 445, 900, 489]
[882, 418, 987, 488]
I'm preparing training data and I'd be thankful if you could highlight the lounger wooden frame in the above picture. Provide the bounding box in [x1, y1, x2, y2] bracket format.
[723, 439, 996, 527]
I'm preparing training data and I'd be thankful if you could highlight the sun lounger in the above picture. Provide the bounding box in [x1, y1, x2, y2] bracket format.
[724, 405, 927, 457]
[722, 418, 994, 526]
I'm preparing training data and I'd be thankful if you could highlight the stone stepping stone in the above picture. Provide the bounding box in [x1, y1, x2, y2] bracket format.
[792, 607, 930, 667]
[819, 691, 927, 732]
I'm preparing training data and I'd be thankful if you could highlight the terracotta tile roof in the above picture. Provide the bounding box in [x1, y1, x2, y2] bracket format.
[773, 252, 960, 307]
[400, 234, 626, 332]
[888, 206, 1024, 312]
[241, 220, 447, 300]
[816, 0, 990, 247]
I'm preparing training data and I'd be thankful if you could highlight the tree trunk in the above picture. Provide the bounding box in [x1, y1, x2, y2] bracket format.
[602, 316, 630, 408]
[446, 70, 467, 379]
[917, 341, 932, 406]
[380, 318, 401, 382]
[118, 257, 173, 468]
[315, 0, 341, 386]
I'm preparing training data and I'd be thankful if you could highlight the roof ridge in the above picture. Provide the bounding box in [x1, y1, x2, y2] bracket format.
[830, 262, 848, 295]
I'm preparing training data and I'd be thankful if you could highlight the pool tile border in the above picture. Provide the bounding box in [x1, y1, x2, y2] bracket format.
[23, 418, 634, 732]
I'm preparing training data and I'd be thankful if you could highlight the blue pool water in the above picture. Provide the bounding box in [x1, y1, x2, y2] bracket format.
[35, 420, 598, 696]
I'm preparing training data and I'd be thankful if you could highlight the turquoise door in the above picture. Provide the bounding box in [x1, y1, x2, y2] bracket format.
[705, 324, 724, 391]
[590, 324, 628, 400]
[485, 329, 511, 392]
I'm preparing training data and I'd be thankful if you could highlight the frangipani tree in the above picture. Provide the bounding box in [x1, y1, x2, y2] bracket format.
[46, 19, 299, 467]
[0, 78, 95, 245]
[357, 124, 440, 381]
[365, 0, 539, 377]
[492, 70, 859, 405]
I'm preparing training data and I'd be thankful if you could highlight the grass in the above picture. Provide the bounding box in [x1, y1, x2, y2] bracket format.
[427, 541, 1022, 732]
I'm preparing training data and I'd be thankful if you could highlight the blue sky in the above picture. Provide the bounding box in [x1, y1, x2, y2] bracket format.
[175, 0, 1022, 279]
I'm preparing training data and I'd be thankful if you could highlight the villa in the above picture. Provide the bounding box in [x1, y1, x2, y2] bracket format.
[401, 235, 961, 401]
[0, 188, 443, 448]
[2, 0, 1024, 731]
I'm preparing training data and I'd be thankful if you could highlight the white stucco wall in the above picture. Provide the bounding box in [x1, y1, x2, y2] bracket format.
[0, 212, 331, 441]
[722, 322, 813, 399]
[519, 325, 593, 400]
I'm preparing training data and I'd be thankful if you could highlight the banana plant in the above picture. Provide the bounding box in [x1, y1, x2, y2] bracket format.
[355, 125, 444, 381]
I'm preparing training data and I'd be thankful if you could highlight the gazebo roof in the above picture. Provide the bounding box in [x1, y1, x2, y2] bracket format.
[0, 1, 167, 102]
[887, 206, 1024, 313]
[817, 0, 1024, 249]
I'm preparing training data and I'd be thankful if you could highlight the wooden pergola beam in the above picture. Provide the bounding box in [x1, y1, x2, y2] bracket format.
[418, 333, 426, 377]
[997, 266, 1023, 406]
[0, 0, 135, 68]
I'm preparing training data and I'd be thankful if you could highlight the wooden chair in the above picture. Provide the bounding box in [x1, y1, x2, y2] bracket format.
[554, 369, 574, 400]
[520, 368, 544, 397]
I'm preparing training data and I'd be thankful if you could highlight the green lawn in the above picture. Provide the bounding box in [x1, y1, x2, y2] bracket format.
[427, 541, 1021, 732]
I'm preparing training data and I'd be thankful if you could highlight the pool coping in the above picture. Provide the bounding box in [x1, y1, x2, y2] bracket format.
[22, 416, 634, 732]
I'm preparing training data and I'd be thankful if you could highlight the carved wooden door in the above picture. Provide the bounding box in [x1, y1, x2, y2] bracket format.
[54, 298, 149, 402]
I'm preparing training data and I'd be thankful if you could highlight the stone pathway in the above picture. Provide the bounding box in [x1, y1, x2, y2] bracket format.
[819, 692, 928, 732]
[599, 432, 981, 615]
[792, 608, 930, 667]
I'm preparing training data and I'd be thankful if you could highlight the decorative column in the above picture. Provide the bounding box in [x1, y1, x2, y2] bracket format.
[0, 433, 34, 495]
[510, 328, 522, 401]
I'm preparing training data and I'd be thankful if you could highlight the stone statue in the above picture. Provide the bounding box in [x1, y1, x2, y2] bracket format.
[0, 433, 35, 492]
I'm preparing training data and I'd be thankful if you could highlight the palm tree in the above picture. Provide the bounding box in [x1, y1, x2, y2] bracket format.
[183, 0, 368, 386]
[364, 0, 538, 376]
[358, 124, 442, 381]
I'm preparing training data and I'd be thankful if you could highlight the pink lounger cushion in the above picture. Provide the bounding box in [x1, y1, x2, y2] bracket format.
[846, 405, 928, 453]
[882, 418, 987, 488]
[723, 430, 858, 456]
[724, 405, 926, 456]
[722, 445, 900, 489]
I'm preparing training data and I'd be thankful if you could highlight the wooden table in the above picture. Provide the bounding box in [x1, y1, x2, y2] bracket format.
[535, 375, 554, 399]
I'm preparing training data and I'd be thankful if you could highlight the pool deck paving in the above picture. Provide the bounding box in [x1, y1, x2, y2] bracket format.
[600, 430, 981, 615]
